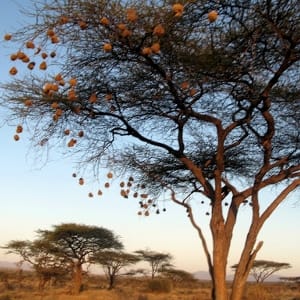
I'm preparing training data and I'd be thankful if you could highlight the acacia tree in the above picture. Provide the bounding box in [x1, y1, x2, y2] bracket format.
[37, 223, 123, 294]
[232, 260, 291, 283]
[1, 0, 300, 299]
[161, 268, 197, 287]
[91, 250, 141, 289]
[135, 249, 173, 279]
[280, 276, 300, 284]
[3, 239, 70, 291]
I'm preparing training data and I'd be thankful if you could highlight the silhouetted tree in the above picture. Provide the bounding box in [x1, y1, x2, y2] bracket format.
[135, 249, 173, 279]
[161, 268, 197, 287]
[37, 223, 123, 294]
[232, 260, 291, 283]
[3, 239, 69, 291]
[91, 250, 141, 289]
[280, 276, 300, 284]
[1, 1, 300, 299]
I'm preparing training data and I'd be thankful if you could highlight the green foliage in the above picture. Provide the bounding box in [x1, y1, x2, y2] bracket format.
[147, 277, 173, 293]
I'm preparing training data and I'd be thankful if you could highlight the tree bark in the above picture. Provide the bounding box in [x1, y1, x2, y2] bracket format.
[38, 275, 49, 291]
[73, 263, 83, 294]
[211, 235, 229, 300]
[211, 212, 230, 300]
[230, 238, 263, 300]
[108, 273, 115, 289]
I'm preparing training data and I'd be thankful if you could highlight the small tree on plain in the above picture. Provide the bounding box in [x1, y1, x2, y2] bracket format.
[279, 276, 300, 284]
[135, 249, 173, 279]
[231, 260, 291, 283]
[161, 268, 198, 287]
[91, 250, 141, 289]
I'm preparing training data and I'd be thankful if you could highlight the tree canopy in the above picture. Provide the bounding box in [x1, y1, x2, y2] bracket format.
[39, 223, 123, 293]
[38, 223, 123, 258]
[1, 1, 300, 299]
[135, 249, 173, 279]
[3, 239, 70, 290]
[4, 223, 123, 294]
[91, 250, 141, 289]
[231, 260, 291, 283]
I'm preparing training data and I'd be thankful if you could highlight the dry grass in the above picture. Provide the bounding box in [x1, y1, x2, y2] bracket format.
[0, 268, 299, 300]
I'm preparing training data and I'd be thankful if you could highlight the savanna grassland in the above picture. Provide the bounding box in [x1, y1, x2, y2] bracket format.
[0, 268, 299, 300]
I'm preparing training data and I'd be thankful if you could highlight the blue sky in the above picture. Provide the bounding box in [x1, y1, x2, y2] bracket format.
[0, 1, 299, 278]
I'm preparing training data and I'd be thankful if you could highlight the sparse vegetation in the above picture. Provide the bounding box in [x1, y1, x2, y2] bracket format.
[0, 268, 299, 300]
[147, 277, 173, 293]
[2, 223, 123, 295]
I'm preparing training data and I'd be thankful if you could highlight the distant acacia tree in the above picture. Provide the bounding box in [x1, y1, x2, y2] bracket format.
[3, 224, 122, 294]
[1, 1, 300, 299]
[280, 276, 300, 284]
[161, 268, 197, 287]
[3, 239, 69, 290]
[37, 223, 123, 294]
[135, 249, 173, 279]
[91, 250, 141, 289]
[231, 260, 291, 283]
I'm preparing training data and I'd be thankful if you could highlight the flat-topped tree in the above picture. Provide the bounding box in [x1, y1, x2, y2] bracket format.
[91, 250, 141, 289]
[280, 276, 300, 284]
[1, 1, 300, 299]
[135, 249, 173, 279]
[37, 223, 123, 294]
[231, 260, 291, 283]
[3, 224, 122, 294]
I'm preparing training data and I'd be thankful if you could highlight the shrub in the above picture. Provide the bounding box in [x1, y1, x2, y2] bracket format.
[0, 295, 12, 300]
[147, 278, 173, 293]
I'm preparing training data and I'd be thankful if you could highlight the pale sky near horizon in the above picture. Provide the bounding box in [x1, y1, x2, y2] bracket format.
[0, 1, 299, 279]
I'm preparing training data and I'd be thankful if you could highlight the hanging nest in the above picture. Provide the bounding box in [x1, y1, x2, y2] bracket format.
[100, 17, 109, 26]
[208, 10, 218, 23]
[4, 33, 12, 41]
[9, 67, 18, 75]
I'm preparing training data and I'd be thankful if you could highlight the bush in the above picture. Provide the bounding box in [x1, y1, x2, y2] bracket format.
[147, 278, 173, 293]
[0, 295, 12, 300]
[137, 295, 148, 300]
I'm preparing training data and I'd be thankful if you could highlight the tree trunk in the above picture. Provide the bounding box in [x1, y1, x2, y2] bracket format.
[230, 277, 248, 300]
[230, 259, 249, 300]
[73, 263, 83, 294]
[211, 242, 229, 300]
[211, 222, 230, 299]
[108, 274, 115, 289]
[38, 275, 49, 291]
[230, 235, 263, 300]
